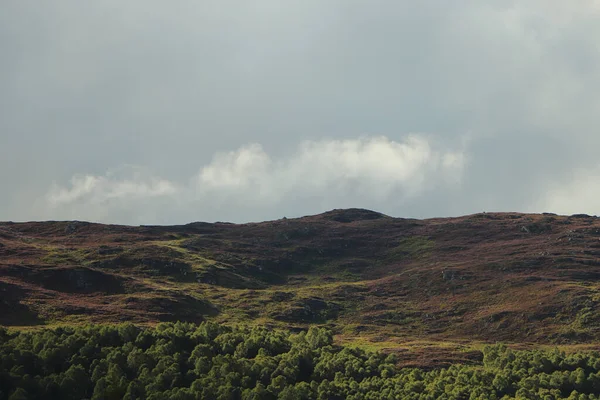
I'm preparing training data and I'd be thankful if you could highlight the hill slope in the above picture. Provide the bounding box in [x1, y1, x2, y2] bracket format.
[2, 209, 600, 365]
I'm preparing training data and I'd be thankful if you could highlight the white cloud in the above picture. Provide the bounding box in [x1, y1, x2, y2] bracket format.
[197, 144, 272, 192]
[47, 166, 178, 206]
[41, 135, 465, 224]
[531, 166, 600, 216]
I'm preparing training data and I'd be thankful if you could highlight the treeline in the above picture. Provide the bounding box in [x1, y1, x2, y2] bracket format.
[2, 323, 600, 399]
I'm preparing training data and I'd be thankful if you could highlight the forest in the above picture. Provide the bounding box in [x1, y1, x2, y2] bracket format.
[2, 322, 600, 399]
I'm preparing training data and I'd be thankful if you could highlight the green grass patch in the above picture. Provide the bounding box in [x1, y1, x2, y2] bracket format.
[40, 247, 90, 265]
[386, 236, 435, 261]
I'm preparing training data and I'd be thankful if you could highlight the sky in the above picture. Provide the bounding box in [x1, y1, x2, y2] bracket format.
[2, 1, 600, 224]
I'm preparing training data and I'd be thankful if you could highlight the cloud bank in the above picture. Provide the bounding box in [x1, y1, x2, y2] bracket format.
[43, 136, 465, 224]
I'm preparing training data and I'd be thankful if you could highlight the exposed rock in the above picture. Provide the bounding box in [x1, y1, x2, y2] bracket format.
[442, 269, 456, 281]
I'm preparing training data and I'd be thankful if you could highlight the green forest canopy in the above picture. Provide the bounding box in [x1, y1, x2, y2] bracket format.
[2, 322, 600, 399]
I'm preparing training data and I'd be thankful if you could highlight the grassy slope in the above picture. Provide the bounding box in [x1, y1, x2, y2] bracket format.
[2, 208, 600, 367]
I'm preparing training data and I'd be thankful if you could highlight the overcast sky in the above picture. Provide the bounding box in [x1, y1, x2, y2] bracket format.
[2, 1, 600, 224]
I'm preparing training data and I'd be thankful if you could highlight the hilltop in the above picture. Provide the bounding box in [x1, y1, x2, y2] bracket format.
[2, 209, 600, 367]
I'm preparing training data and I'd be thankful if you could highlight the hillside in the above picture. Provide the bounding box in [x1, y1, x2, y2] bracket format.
[2, 209, 600, 367]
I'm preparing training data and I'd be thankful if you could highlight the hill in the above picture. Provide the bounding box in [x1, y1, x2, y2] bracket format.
[2, 209, 600, 367]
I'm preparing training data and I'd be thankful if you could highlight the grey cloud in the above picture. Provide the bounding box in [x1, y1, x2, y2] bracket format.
[2, 1, 600, 223]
